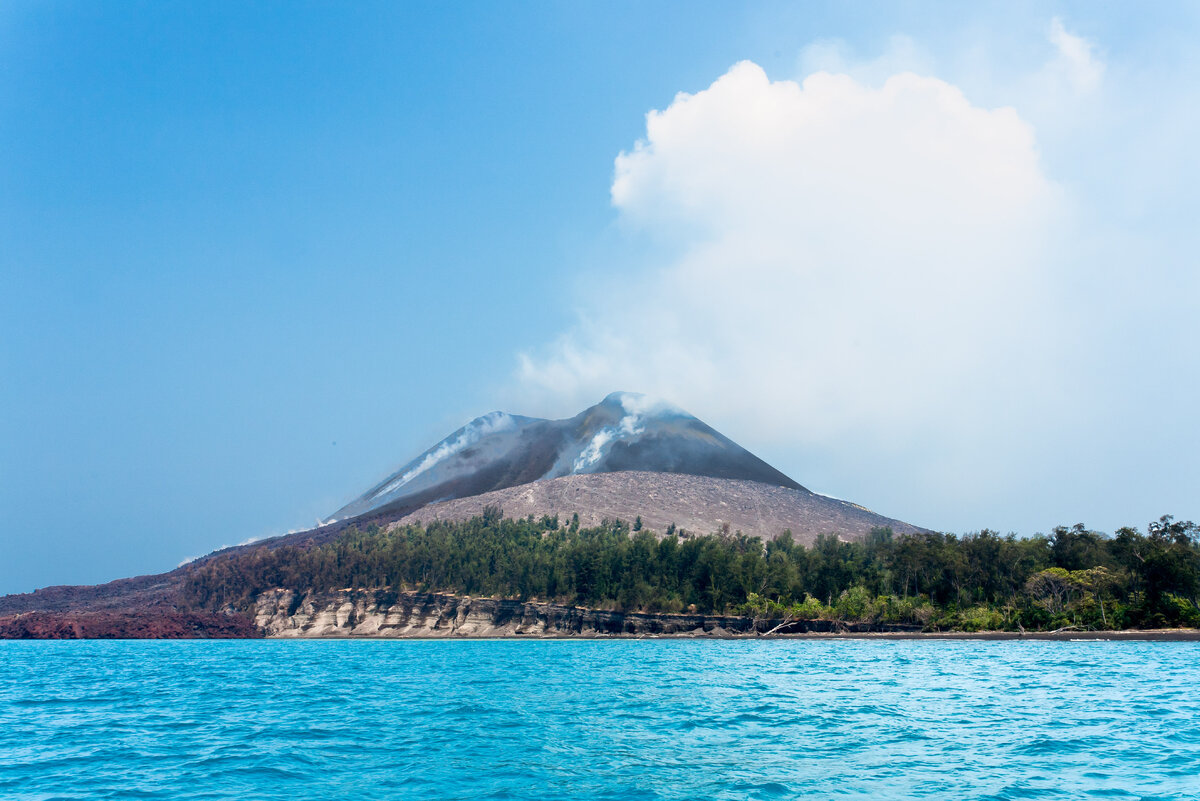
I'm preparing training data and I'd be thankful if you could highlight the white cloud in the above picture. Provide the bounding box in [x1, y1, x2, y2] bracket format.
[798, 34, 934, 87]
[515, 24, 1199, 534]
[1047, 17, 1104, 93]
[519, 61, 1070, 502]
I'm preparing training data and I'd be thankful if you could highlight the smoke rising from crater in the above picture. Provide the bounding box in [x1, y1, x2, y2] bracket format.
[514, 30, 1200, 534]
[519, 61, 1067, 515]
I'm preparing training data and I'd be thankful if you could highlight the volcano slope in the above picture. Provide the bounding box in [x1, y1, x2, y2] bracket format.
[322, 392, 920, 542]
[0, 392, 926, 634]
[329, 391, 804, 525]
[393, 471, 922, 540]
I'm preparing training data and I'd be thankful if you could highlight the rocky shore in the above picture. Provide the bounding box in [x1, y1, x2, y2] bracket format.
[252, 588, 920, 638]
[0, 610, 261, 639]
[3, 589, 1196, 639]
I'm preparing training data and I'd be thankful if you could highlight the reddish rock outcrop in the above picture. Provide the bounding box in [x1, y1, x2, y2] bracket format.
[0, 610, 261, 639]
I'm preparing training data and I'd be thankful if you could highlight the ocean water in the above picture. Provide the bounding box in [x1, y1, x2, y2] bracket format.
[1, 640, 1197, 800]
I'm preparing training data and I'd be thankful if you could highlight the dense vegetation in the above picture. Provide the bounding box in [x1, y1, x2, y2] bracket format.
[183, 509, 1200, 631]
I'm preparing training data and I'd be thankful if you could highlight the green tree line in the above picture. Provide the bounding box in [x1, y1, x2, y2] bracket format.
[181, 509, 1200, 631]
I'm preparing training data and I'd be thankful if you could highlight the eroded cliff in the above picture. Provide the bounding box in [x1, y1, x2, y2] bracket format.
[252, 588, 899, 638]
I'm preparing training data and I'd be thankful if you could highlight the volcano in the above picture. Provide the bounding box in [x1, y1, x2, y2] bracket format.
[322, 392, 922, 542]
[331, 392, 802, 524]
[0, 392, 926, 624]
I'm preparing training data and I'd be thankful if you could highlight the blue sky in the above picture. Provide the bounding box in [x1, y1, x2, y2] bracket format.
[2, 2, 1197, 595]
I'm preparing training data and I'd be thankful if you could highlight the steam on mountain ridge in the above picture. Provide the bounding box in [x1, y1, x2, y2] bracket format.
[332, 392, 805, 523]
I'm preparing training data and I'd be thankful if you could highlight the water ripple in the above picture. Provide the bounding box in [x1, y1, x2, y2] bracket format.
[1, 640, 1198, 800]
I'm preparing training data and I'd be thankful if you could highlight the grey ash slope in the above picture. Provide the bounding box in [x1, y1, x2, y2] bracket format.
[332, 392, 803, 525]
[331, 392, 924, 543]
[395, 471, 925, 543]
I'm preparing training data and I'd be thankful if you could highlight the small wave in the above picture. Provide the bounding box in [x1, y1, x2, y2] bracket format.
[2, 640, 1197, 800]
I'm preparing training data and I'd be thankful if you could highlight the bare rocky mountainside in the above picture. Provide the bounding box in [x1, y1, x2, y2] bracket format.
[0, 392, 926, 635]
[330, 391, 804, 524]
[394, 471, 922, 541]
[324, 391, 919, 542]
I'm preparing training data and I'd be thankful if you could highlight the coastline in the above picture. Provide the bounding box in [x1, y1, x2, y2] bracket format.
[763, 629, 1200, 641]
[3, 613, 1197, 642]
[4, 589, 1198, 641]
[257, 628, 1200, 642]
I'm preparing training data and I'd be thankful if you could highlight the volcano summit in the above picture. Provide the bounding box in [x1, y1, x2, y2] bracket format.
[324, 392, 922, 542]
[333, 392, 802, 522]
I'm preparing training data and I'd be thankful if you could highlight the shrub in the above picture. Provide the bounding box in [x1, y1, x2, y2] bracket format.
[835, 585, 873, 621]
[791, 594, 827, 620]
[959, 605, 1005, 632]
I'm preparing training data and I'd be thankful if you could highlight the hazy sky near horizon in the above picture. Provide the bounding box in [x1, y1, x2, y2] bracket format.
[2, 2, 1197, 595]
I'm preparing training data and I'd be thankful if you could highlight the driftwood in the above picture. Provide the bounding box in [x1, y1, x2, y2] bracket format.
[760, 617, 797, 637]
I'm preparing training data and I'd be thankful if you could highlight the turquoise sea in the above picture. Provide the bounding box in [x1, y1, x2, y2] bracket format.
[1, 640, 1197, 800]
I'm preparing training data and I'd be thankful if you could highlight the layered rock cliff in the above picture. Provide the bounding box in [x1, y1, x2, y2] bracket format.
[254, 589, 758, 637]
[252, 589, 912, 638]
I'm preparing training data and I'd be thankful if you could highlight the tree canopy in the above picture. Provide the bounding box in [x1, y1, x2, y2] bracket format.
[182, 510, 1200, 631]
